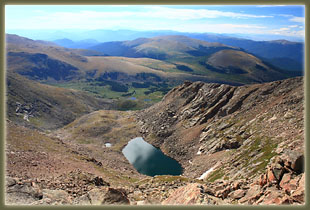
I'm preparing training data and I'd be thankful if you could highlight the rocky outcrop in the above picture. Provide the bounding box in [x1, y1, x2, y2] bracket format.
[6, 177, 43, 205]
[162, 162, 304, 205]
[137, 77, 303, 168]
[74, 187, 130, 205]
[162, 183, 203, 205]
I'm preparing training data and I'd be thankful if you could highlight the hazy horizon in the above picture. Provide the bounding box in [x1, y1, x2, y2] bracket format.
[5, 5, 305, 42]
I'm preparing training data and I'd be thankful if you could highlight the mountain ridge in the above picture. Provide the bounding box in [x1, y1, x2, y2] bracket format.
[7, 33, 297, 88]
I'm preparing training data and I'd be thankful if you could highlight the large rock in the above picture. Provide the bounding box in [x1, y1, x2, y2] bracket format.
[291, 173, 305, 203]
[256, 186, 293, 205]
[279, 173, 298, 193]
[238, 185, 261, 204]
[162, 183, 202, 205]
[73, 194, 91, 205]
[229, 189, 246, 200]
[32, 189, 72, 205]
[87, 187, 130, 205]
[5, 177, 43, 205]
[278, 150, 304, 173]
[266, 166, 278, 184]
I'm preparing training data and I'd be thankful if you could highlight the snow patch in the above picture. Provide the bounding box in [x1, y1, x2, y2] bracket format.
[105, 143, 112, 147]
[198, 162, 222, 180]
[198, 167, 214, 180]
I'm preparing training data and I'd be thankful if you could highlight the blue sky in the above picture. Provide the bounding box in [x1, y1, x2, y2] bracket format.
[5, 5, 305, 40]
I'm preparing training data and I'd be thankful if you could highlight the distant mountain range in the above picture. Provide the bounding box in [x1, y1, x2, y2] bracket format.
[45, 31, 303, 72]
[7, 33, 301, 86]
[53, 38, 100, 49]
[7, 29, 304, 43]
[7, 29, 303, 72]
[186, 33, 304, 72]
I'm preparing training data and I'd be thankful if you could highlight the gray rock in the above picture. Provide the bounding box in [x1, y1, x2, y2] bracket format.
[6, 177, 16, 187]
[88, 187, 130, 205]
[229, 189, 246, 200]
[6, 181, 43, 205]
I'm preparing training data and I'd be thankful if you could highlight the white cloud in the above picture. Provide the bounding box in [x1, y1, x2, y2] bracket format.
[6, 6, 275, 30]
[5, 5, 304, 40]
[269, 28, 304, 37]
[278, 28, 290, 31]
[289, 16, 304, 23]
[10, 6, 274, 27]
[145, 6, 273, 20]
[279, 14, 305, 23]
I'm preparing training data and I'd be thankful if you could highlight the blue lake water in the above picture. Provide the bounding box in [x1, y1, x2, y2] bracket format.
[122, 137, 183, 176]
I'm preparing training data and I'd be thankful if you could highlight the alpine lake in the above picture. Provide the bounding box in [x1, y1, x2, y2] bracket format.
[122, 137, 183, 176]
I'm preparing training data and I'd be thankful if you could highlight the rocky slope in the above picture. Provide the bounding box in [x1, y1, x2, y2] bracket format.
[136, 76, 304, 204]
[5, 76, 304, 205]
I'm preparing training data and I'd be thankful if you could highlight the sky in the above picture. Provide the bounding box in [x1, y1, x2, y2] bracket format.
[5, 5, 305, 41]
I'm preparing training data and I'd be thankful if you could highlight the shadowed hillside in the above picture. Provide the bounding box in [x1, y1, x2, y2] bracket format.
[6, 72, 113, 130]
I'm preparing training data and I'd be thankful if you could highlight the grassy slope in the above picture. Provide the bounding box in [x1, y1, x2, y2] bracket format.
[206, 49, 288, 82]
[7, 72, 112, 130]
[56, 110, 140, 152]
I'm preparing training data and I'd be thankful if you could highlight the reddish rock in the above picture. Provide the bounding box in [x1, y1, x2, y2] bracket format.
[267, 167, 277, 184]
[278, 195, 294, 205]
[239, 185, 261, 204]
[162, 183, 201, 205]
[298, 173, 305, 188]
[259, 174, 267, 187]
[280, 173, 291, 186]
[259, 189, 292, 205]
[232, 181, 241, 190]
[279, 173, 297, 194]
[291, 173, 305, 203]
[215, 185, 232, 199]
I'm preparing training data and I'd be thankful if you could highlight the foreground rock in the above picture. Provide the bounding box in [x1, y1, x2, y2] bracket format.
[75, 187, 130, 205]
[6, 177, 43, 205]
[6, 174, 130, 205]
